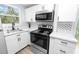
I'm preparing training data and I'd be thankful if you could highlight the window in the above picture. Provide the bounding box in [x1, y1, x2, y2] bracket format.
[0, 4, 19, 24]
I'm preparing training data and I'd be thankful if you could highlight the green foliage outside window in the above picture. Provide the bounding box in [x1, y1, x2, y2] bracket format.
[0, 15, 19, 24]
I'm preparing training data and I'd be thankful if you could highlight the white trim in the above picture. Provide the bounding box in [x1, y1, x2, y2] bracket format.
[0, 14, 19, 17]
[74, 5, 79, 36]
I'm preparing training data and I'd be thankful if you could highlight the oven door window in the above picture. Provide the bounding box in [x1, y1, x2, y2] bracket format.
[31, 33, 48, 50]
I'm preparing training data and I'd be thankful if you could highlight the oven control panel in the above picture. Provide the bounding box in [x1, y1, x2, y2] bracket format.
[38, 24, 53, 29]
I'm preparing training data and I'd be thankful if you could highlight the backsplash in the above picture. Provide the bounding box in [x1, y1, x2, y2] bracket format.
[28, 22, 53, 29]
[30, 22, 38, 29]
[2, 24, 19, 31]
[2, 21, 54, 31]
[57, 22, 75, 35]
[37, 22, 53, 26]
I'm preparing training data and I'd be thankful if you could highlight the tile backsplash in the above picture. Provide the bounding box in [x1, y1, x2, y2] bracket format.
[57, 22, 75, 35]
[28, 22, 53, 29]
[2, 24, 19, 31]
[2, 21, 53, 32]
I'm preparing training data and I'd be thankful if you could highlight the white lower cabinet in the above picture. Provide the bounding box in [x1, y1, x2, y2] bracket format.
[5, 34, 19, 54]
[49, 37, 76, 54]
[19, 32, 30, 50]
[5, 31, 30, 54]
[53, 43, 75, 54]
[49, 38, 55, 54]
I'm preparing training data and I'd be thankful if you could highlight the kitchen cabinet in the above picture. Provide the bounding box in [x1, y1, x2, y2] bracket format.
[42, 4, 54, 12]
[53, 39, 76, 54]
[5, 31, 30, 54]
[57, 4, 78, 22]
[25, 5, 42, 22]
[26, 32, 30, 44]
[49, 37, 76, 54]
[19, 32, 30, 49]
[16, 33, 24, 50]
[0, 18, 7, 54]
[5, 34, 19, 54]
[49, 37, 55, 54]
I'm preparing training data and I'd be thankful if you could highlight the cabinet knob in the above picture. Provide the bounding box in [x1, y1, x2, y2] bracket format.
[59, 50, 66, 53]
[0, 29, 3, 32]
[18, 38, 21, 41]
[61, 41, 68, 45]
[58, 16, 59, 21]
[17, 34, 20, 36]
[31, 18, 33, 21]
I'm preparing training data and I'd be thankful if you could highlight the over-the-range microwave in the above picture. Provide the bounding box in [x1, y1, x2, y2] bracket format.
[35, 11, 54, 22]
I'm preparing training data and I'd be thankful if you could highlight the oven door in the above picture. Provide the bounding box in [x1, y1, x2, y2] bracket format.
[30, 33, 49, 50]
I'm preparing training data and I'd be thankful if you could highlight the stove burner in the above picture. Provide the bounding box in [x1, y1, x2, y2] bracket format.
[31, 24, 53, 36]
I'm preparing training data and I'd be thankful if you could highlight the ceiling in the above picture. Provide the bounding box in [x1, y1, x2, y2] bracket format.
[22, 4, 38, 8]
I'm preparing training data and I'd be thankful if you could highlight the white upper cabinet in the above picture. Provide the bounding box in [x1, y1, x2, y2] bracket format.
[25, 5, 42, 22]
[57, 4, 78, 22]
[42, 4, 54, 12]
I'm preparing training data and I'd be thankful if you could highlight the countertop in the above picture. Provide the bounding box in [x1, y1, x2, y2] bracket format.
[4, 28, 37, 37]
[50, 32, 78, 43]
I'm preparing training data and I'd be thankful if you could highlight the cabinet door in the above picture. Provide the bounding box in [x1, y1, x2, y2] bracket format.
[58, 4, 78, 21]
[25, 5, 42, 22]
[5, 35, 19, 54]
[26, 32, 30, 44]
[53, 39, 76, 54]
[25, 8, 32, 22]
[19, 32, 30, 49]
[42, 4, 54, 12]
[49, 37, 55, 54]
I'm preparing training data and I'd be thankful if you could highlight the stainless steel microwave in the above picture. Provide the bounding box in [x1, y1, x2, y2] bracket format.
[35, 12, 54, 22]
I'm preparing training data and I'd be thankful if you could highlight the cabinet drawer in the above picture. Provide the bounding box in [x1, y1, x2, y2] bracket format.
[53, 44, 75, 54]
[55, 39, 76, 48]
[16, 34, 20, 36]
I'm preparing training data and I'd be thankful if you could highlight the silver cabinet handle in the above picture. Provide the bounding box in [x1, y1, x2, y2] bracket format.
[0, 29, 3, 32]
[17, 34, 20, 36]
[59, 50, 66, 53]
[61, 41, 68, 45]
[58, 16, 59, 21]
[18, 38, 21, 41]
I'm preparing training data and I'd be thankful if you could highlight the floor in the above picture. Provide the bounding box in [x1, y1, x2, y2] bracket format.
[74, 42, 79, 54]
[17, 46, 33, 54]
[17, 44, 79, 54]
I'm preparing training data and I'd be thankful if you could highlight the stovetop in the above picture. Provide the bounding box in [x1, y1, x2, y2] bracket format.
[31, 24, 53, 36]
[31, 29, 52, 36]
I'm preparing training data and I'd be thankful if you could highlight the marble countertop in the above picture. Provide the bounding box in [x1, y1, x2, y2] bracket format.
[4, 28, 37, 37]
[50, 32, 78, 43]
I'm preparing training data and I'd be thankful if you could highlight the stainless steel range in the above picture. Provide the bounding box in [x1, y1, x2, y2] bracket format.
[30, 24, 53, 54]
